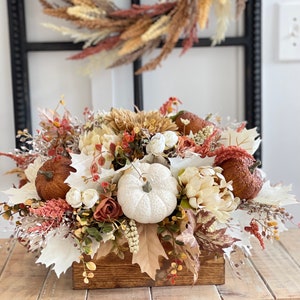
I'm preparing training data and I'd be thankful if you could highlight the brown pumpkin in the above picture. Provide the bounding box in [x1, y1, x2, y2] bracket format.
[173, 111, 213, 134]
[35, 156, 76, 200]
[220, 159, 263, 200]
[215, 146, 263, 200]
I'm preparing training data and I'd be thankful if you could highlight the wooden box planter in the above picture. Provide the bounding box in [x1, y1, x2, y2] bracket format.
[72, 250, 225, 289]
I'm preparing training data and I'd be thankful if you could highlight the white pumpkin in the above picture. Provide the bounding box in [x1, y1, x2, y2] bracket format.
[117, 162, 178, 223]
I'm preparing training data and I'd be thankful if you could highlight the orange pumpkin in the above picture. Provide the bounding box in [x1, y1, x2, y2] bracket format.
[220, 159, 263, 200]
[35, 156, 76, 200]
[215, 146, 263, 200]
[173, 111, 213, 134]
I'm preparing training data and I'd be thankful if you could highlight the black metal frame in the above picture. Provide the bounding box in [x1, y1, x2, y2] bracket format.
[7, 0, 262, 159]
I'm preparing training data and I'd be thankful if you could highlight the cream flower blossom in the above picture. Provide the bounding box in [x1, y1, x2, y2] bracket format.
[79, 125, 120, 156]
[163, 131, 178, 148]
[146, 133, 165, 155]
[66, 187, 82, 208]
[179, 166, 240, 223]
[66, 187, 99, 209]
[81, 188, 99, 208]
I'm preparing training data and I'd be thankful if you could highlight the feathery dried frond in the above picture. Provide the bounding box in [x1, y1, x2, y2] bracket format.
[39, 0, 246, 73]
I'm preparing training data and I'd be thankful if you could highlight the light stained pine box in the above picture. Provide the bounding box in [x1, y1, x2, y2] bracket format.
[72, 250, 225, 289]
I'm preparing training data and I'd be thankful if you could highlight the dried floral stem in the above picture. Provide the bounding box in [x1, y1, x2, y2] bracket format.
[69, 35, 120, 60]
[120, 17, 152, 40]
[198, 0, 212, 29]
[39, 0, 246, 72]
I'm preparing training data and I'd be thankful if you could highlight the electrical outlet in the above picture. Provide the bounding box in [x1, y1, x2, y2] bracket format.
[278, 2, 300, 61]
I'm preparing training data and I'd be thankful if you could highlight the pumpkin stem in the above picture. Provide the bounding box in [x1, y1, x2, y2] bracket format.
[248, 160, 261, 174]
[38, 170, 54, 181]
[142, 181, 152, 193]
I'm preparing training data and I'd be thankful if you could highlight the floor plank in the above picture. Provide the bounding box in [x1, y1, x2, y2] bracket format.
[152, 285, 221, 300]
[0, 242, 49, 300]
[39, 268, 86, 300]
[217, 259, 274, 300]
[87, 287, 151, 300]
[250, 238, 300, 300]
[0, 238, 15, 275]
[279, 228, 300, 265]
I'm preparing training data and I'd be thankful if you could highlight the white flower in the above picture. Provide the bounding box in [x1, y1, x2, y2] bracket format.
[82, 189, 99, 208]
[163, 131, 178, 148]
[179, 166, 240, 223]
[180, 118, 190, 126]
[178, 166, 199, 185]
[66, 187, 82, 208]
[146, 133, 165, 155]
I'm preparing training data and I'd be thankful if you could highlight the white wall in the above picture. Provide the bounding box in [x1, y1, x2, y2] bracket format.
[262, 0, 300, 221]
[0, 1, 299, 237]
[0, 1, 16, 235]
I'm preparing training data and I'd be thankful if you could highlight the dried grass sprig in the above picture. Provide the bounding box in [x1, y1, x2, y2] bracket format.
[39, 0, 246, 73]
[69, 35, 120, 60]
[43, 23, 109, 48]
[136, 0, 191, 74]
[211, 0, 231, 46]
[43, 7, 77, 21]
[67, 6, 106, 20]
[109, 3, 177, 19]
[120, 17, 152, 40]
[198, 0, 213, 29]
[73, 0, 96, 6]
[236, 0, 247, 19]
[108, 37, 161, 69]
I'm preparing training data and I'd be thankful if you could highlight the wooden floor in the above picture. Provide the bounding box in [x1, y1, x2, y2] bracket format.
[1, 229, 300, 300]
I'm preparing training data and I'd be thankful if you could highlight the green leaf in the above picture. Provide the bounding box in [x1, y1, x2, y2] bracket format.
[84, 236, 92, 246]
[102, 223, 114, 233]
[180, 197, 192, 209]
[161, 234, 172, 241]
[86, 227, 102, 241]
[157, 226, 166, 234]
[175, 240, 185, 246]
[168, 223, 179, 233]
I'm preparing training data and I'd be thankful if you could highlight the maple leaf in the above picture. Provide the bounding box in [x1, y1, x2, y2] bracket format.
[194, 210, 240, 254]
[180, 243, 200, 283]
[132, 223, 168, 280]
[176, 223, 198, 248]
[221, 127, 261, 155]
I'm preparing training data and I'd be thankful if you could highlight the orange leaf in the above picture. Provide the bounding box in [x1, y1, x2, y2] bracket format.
[132, 223, 168, 280]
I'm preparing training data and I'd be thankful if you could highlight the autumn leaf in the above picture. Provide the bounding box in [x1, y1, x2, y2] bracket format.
[194, 210, 239, 254]
[221, 127, 261, 155]
[179, 243, 200, 283]
[176, 223, 198, 248]
[132, 223, 168, 280]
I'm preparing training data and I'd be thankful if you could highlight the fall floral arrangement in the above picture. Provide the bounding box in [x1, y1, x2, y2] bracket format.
[39, 0, 247, 73]
[0, 97, 297, 284]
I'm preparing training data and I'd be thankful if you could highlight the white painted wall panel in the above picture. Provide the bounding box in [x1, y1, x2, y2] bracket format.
[142, 47, 244, 121]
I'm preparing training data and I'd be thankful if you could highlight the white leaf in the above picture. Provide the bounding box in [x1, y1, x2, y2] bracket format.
[221, 127, 261, 154]
[169, 154, 214, 178]
[253, 180, 297, 206]
[36, 226, 81, 277]
[3, 182, 39, 205]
